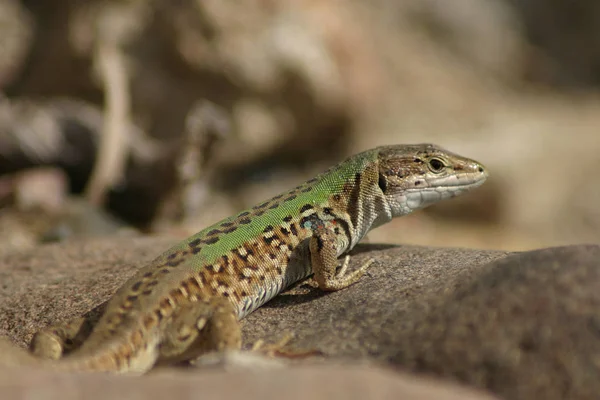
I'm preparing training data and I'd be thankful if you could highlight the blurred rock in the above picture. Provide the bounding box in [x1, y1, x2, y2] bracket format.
[0, 364, 498, 400]
[0, 0, 34, 89]
[2, 0, 600, 250]
[386, 0, 527, 82]
[13, 168, 68, 213]
[0, 97, 100, 190]
[390, 245, 600, 400]
[506, 0, 600, 88]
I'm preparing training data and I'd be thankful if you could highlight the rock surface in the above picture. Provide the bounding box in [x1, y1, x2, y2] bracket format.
[0, 237, 598, 399]
[0, 365, 497, 400]
[389, 245, 600, 400]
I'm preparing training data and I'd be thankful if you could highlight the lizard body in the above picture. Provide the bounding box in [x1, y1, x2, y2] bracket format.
[7, 144, 488, 373]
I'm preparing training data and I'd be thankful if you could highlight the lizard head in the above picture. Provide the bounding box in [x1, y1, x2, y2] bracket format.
[376, 143, 488, 216]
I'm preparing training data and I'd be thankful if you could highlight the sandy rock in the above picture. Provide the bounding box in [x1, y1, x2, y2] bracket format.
[390, 245, 600, 400]
[0, 364, 497, 400]
[0, 238, 597, 399]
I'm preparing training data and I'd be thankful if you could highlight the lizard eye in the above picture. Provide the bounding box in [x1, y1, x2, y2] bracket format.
[428, 158, 445, 173]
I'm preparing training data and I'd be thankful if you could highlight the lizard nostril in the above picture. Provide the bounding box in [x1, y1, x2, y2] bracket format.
[478, 166, 484, 173]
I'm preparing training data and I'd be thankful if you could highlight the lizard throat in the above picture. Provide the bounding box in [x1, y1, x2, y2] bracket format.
[398, 178, 486, 214]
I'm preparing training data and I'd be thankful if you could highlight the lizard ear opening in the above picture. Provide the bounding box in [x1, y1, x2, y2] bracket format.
[378, 173, 388, 193]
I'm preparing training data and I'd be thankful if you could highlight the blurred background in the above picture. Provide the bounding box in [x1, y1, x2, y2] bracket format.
[1, 0, 599, 253]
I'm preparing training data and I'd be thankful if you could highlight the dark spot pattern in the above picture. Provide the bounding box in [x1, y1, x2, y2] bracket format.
[300, 204, 313, 213]
[189, 238, 202, 248]
[246, 263, 260, 270]
[255, 201, 270, 209]
[199, 273, 208, 285]
[213, 265, 224, 273]
[235, 248, 251, 261]
[238, 272, 250, 281]
[316, 237, 324, 251]
[202, 236, 220, 245]
[216, 279, 228, 288]
[183, 277, 201, 291]
[263, 235, 277, 245]
[222, 225, 238, 233]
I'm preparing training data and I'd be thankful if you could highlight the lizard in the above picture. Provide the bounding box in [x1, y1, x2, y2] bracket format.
[1, 143, 488, 374]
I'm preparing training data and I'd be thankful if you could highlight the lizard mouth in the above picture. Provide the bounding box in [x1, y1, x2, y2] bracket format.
[401, 170, 488, 210]
[406, 170, 488, 192]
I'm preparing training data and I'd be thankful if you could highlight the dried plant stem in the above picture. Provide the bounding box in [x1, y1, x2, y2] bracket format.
[84, 40, 130, 206]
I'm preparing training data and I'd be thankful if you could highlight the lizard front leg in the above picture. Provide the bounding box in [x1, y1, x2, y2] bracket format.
[309, 225, 374, 291]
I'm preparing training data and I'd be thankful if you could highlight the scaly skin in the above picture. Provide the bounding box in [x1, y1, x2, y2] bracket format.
[5, 144, 488, 373]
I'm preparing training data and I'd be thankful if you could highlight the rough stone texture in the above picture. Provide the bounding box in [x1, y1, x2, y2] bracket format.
[0, 238, 598, 399]
[0, 239, 505, 351]
[389, 245, 600, 400]
[243, 244, 507, 357]
[0, 237, 177, 347]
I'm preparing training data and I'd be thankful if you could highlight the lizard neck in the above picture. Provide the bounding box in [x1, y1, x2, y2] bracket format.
[324, 158, 392, 251]
[346, 192, 392, 250]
